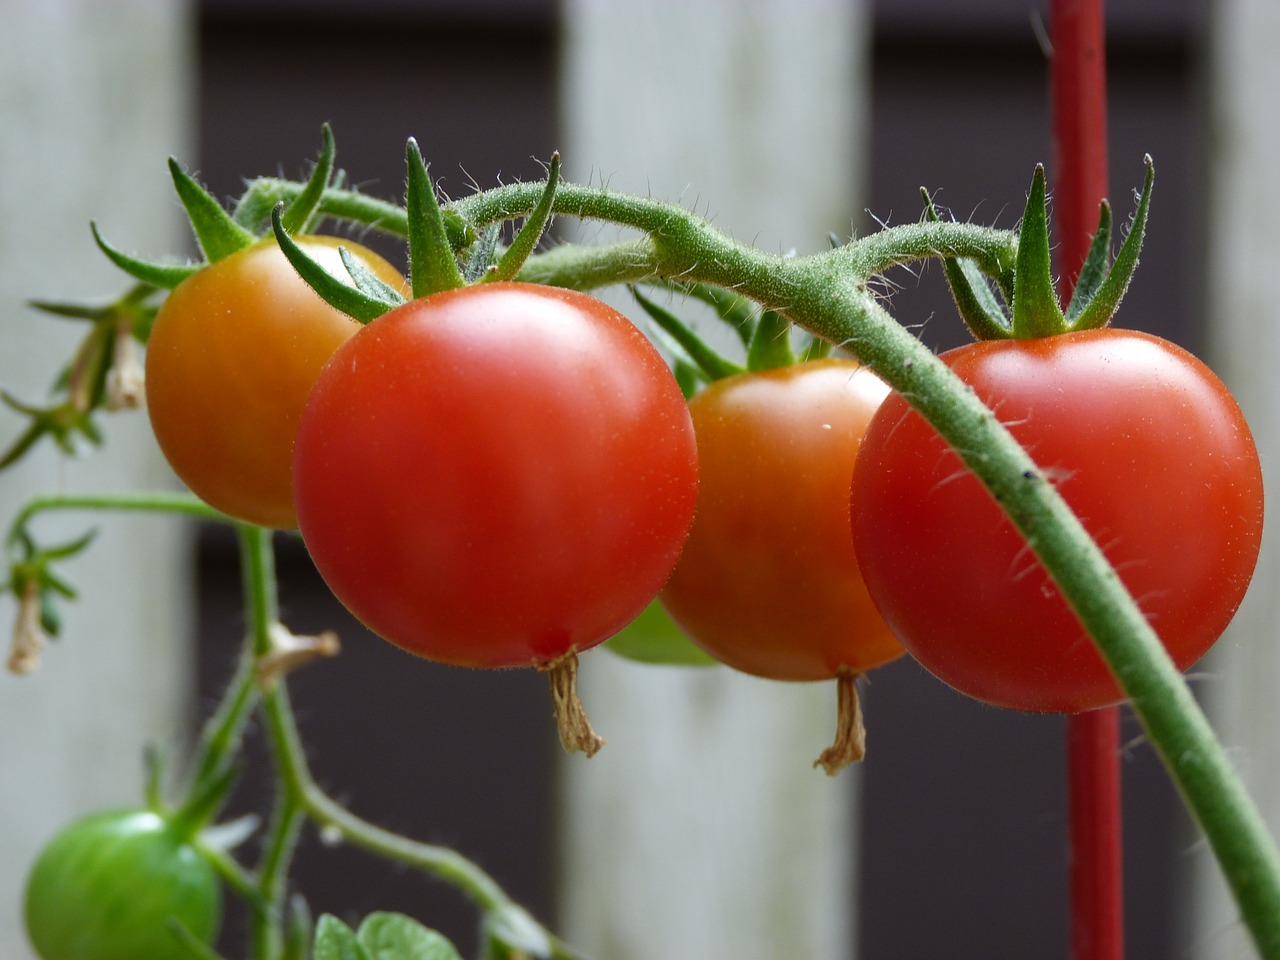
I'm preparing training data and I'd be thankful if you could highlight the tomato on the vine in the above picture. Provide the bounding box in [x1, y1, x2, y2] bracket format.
[851, 328, 1264, 712]
[660, 359, 903, 681]
[24, 809, 221, 960]
[292, 282, 698, 669]
[145, 237, 407, 529]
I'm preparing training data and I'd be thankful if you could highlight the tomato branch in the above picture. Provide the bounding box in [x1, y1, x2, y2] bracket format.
[446, 177, 1280, 958]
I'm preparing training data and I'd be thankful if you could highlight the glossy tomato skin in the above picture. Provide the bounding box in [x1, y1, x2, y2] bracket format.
[24, 809, 221, 960]
[145, 237, 407, 529]
[293, 282, 698, 668]
[660, 360, 904, 681]
[851, 328, 1264, 712]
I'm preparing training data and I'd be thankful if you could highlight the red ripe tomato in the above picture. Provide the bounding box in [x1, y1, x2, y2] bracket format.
[292, 282, 698, 669]
[660, 359, 903, 681]
[145, 237, 407, 529]
[851, 328, 1264, 712]
[24, 809, 221, 960]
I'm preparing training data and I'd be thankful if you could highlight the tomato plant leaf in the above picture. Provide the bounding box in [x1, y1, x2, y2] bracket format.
[271, 206, 395, 324]
[280, 123, 337, 236]
[168, 158, 257, 263]
[630, 286, 743, 382]
[1064, 199, 1113, 322]
[746, 309, 796, 371]
[488, 152, 561, 283]
[1068, 155, 1155, 332]
[91, 222, 201, 289]
[404, 138, 465, 296]
[922, 189, 1013, 341]
[356, 912, 463, 960]
[1010, 165, 1067, 338]
[314, 915, 370, 960]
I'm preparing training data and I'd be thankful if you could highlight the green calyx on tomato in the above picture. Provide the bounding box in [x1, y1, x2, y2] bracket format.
[24, 809, 222, 960]
[926, 155, 1154, 342]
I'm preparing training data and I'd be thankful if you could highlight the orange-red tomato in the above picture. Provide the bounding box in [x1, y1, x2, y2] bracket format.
[145, 237, 406, 528]
[660, 359, 904, 681]
[851, 329, 1265, 712]
[292, 282, 699, 669]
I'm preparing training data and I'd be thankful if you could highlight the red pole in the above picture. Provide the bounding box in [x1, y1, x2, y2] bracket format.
[1049, 3, 1124, 960]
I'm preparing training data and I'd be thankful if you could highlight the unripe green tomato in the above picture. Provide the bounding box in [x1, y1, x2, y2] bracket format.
[24, 809, 221, 960]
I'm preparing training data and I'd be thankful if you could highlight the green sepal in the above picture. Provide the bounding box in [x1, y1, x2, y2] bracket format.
[463, 224, 502, 283]
[357, 912, 463, 960]
[37, 590, 61, 637]
[922, 189, 1013, 341]
[283, 894, 314, 960]
[279, 123, 337, 236]
[630, 286, 743, 382]
[39, 526, 97, 562]
[746, 309, 796, 371]
[405, 138, 465, 297]
[603, 598, 718, 667]
[164, 919, 231, 960]
[678, 283, 757, 347]
[144, 742, 167, 812]
[168, 158, 257, 263]
[339, 248, 407, 306]
[672, 357, 708, 400]
[798, 333, 835, 362]
[314, 916, 368, 960]
[270, 205, 396, 324]
[91, 222, 201, 289]
[1064, 200, 1113, 323]
[487, 152, 560, 283]
[169, 755, 241, 838]
[1011, 165, 1067, 338]
[0, 392, 102, 469]
[1067, 155, 1155, 332]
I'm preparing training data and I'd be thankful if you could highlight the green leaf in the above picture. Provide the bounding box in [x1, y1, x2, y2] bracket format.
[281, 123, 337, 235]
[488, 152, 561, 283]
[921, 189, 1012, 341]
[630, 286, 743, 382]
[168, 158, 257, 262]
[604, 599, 718, 667]
[314, 915, 370, 960]
[356, 913, 463, 960]
[404, 138, 465, 297]
[746, 309, 796, 371]
[1068, 155, 1155, 332]
[91, 222, 201, 289]
[1064, 200, 1113, 322]
[271, 205, 396, 324]
[1010, 164, 1067, 338]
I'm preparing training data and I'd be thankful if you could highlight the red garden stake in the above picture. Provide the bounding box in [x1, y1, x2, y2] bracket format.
[1049, 1, 1124, 958]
